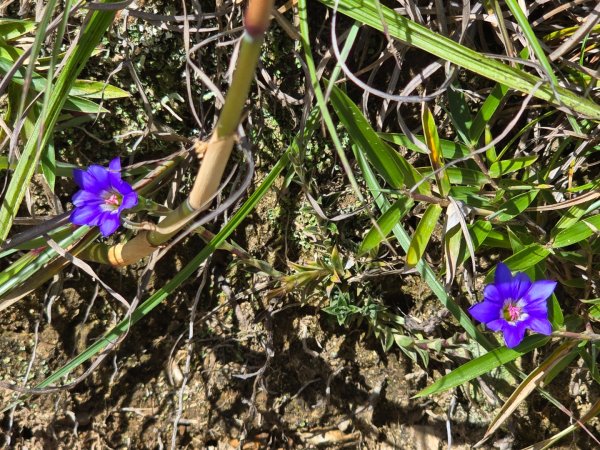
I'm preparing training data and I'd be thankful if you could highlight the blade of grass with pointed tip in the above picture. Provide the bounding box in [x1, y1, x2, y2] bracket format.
[70, 80, 130, 99]
[0, 19, 36, 40]
[422, 104, 450, 197]
[503, 0, 582, 135]
[552, 214, 600, 248]
[406, 204, 443, 268]
[470, 83, 510, 145]
[488, 156, 538, 178]
[329, 83, 430, 194]
[359, 196, 413, 254]
[494, 190, 539, 222]
[419, 167, 487, 186]
[380, 133, 470, 159]
[446, 84, 473, 145]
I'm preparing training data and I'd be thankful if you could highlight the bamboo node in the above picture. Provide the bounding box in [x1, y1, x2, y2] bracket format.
[107, 243, 126, 267]
[193, 140, 209, 159]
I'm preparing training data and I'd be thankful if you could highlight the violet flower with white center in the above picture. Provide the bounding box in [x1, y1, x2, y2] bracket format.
[469, 262, 556, 348]
[70, 158, 138, 237]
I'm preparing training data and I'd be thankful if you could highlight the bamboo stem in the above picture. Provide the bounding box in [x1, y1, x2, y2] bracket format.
[79, 0, 275, 267]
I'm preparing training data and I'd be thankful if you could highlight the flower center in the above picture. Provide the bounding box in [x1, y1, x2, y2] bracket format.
[503, 301, 522, 322]
[104, 193, 121, 207]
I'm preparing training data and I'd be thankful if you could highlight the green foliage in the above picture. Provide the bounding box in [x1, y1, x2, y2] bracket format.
[2, 1, 600, 447]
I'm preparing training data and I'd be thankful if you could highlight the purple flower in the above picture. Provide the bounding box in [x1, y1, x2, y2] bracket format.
[70, 158, 138, 237]
[469, 262, 556, 348]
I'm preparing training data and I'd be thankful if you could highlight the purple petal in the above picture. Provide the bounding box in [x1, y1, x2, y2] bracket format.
[510, 272, 532, 301]
[110, 175, 134, 196]
[523, 299, 549, 317]
[469, 301, 501, 324]
[72, 190, 103, 207]
[73, 169, 102, 193]
[98, 212, 120, 236]
[87, 165, 110, 188]
[109, 157, 121, 172]
[486, 319, 506, 332]
[120, 191, 138, 210]
[503, 322, 527, 348]
[523, 280, 557, 304]
[526, 317, 552, 335]
[109, 172, 125, 190]
[494, 262, 513, 284]
[483, 284, 505, 304]
[493, 263, 519, 301]
[70, 205, 101, 226]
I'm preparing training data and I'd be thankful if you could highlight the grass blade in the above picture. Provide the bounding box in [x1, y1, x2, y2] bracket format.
[414, 335, 550, 398]
[318, 0, 600, 118]
[406, 203, 443, 268]
[359, 197, 413, 254]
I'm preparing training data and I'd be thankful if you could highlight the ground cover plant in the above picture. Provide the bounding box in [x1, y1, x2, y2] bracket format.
[0, 0, 599, 448]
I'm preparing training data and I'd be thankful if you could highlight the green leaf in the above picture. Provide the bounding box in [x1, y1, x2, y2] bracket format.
[488, 156, 538, 178]
[317, 0, 600, 119]
[420, 167, 487, 186]
[482, 228, 512, 249]
[446, 84, 473, 145]
[0, 41, 23, 61]
[0, 19, 36, 41]
[484, 244, 551, 283]
[470, 83, 509, 144]
[328, 83, 430, 194]
[552, 214, 600, 248]
[380, 133, 470, 159]
[359, 196, 413, 254]
[40, 138, 56, 191]
[0, 58, 110, 113]
[494, 189, 539, 222]
[507, 227, 525, 253]
[449, 186, 492, 209]
[406, 203, 443, 268]
[415, 334, 550, 397]
[551, 201, 597, 235]
[70, 79, 130, 99]
[504, 244, 551, 271]
[422, 104, 450, 197]
[63, 95, 109, 113]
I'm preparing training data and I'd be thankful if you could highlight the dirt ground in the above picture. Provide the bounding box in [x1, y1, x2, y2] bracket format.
[1, 187, 599, 449]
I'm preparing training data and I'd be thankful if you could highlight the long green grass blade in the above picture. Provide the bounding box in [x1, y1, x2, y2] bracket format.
[415, 335, 550, 397]
[329, 83, 430, 194]
[359, 197, 413, 254]
[406, 203, 443, 268]
[318, 0, 600, 119]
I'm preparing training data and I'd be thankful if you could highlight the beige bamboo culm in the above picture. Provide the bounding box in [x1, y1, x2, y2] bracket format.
[83, 0, 275, 266]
